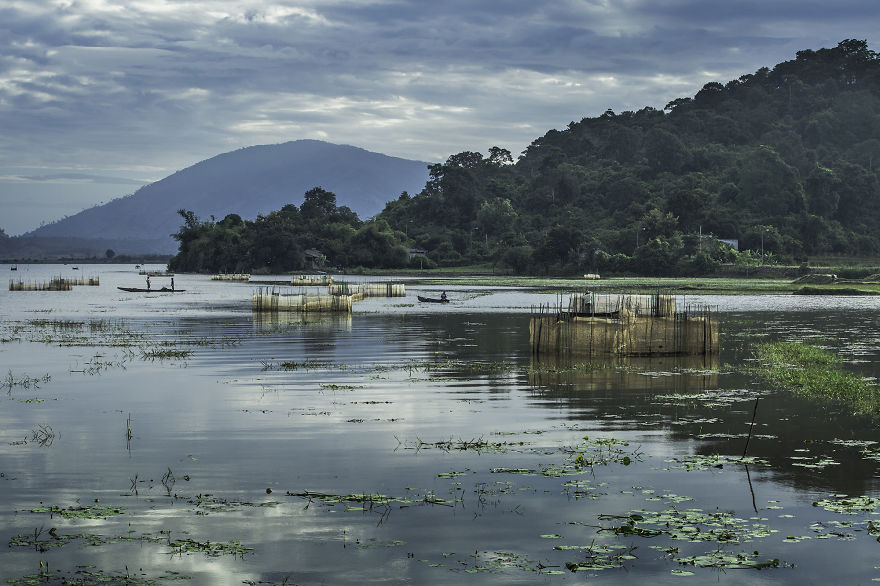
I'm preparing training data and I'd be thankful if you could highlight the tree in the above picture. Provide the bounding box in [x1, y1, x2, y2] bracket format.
[476, 198, 517, 238]
[644, 127, 688, 172]
[641, 208, 679, 239]
[105, 248, 116, 259]
[805, 165, 840, 218]
[248, 212, 303, 271]
[349, 219, 408, 267]
[502, 245, 533, 274]
[737, 146, 806, 217]
[300, 187, 338, 222]
[487, 146, 513, 166]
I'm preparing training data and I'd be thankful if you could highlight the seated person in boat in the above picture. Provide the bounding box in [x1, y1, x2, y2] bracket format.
[440, 291, 447, 301]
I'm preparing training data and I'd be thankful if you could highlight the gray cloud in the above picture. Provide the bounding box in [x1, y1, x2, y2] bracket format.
[0, 0, 878, 234]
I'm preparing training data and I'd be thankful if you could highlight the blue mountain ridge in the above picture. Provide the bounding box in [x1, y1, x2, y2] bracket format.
[25, 140, 431, 254]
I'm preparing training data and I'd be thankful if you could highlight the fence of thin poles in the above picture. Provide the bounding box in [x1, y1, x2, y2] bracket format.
[529, 291, 717, 357]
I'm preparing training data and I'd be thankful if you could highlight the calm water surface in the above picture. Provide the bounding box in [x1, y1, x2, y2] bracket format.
[2, 264, 880, 584]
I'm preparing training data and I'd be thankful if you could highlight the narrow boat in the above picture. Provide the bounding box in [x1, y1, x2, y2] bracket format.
[417, 295, 449, 303]
[119, 275, 181, 292]
[117, 286, 185, 293]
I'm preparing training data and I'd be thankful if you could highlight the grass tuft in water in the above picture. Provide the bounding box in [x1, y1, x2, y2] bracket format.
[754, 342, 880, 415]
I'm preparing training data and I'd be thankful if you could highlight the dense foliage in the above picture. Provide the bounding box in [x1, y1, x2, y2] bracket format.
[381, 39, 880, 275]
[171, 40, 880, 275]
[169, 187, 412, 273]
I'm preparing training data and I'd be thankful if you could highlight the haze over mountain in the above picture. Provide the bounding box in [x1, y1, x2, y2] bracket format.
[22, 140, 431, 254]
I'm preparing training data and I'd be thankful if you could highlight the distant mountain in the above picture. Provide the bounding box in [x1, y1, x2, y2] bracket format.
[23, 140, 431, 254]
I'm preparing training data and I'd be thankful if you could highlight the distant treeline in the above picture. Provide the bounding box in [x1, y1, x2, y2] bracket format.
[171, 40, 880, 275]
[169, 187, 417, 273]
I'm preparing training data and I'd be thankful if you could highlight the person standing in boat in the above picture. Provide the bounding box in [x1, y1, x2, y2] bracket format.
[171, 277, 174, 291]
[146, 276, 151, 291]
[440, 291, 447, 301]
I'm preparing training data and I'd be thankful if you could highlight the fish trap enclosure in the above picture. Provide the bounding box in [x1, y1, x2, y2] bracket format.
[290, 275, 334, 286]
[531, 293, 718, 357]
[568, 292, 676, 316]
[9, 277, 74, 291]
[212, 273, 251, 281]
[252, 287, 353, 313]
[63, 276, 100, 286]
[328, 282, 406, 297]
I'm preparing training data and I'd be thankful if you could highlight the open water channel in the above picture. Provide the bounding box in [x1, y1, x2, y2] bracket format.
[2, 264, 880, 584]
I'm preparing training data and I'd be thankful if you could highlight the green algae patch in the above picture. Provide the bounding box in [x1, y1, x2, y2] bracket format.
[812, 495, 880, 514]
[599, 506, 775, 544]
[5, 565, 190, 585]
[29, 504, 125, 520]
[676, 550, 781, 569]
[168, 538, 253, 557]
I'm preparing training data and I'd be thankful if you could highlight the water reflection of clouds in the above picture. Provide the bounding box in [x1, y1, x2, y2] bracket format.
[9, 266, 880, 582]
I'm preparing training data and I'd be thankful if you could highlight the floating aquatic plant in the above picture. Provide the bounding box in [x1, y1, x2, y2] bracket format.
[754, 342, 880, 415]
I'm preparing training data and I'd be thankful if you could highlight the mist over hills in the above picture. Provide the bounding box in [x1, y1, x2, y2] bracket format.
[20, 140, 431, 255]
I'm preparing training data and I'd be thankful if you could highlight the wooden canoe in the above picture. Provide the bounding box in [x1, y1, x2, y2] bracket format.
[417, 295, 449, 303]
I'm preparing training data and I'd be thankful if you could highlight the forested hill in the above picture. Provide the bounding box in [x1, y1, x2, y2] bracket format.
[378, 39, 880, 274]
[169, 40, 880, 275]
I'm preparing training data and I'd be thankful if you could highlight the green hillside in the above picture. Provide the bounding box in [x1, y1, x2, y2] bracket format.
[170, 40, 880, 275]
[381, 39, 880, 275]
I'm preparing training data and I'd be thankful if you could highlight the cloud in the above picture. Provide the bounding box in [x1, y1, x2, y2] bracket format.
[0, 172, 146, 185]
[0, 0, 878, 234]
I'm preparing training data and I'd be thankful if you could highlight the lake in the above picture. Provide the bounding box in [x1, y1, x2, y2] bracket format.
[3, 264, 880, 584]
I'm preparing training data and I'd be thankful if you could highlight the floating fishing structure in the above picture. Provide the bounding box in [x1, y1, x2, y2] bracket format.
[139, 270, 174, 277]
[10, 277, 73, 291]
[64, 276, 100, 286]
[212, 273, 251, 281]
[290, 275, 334, 286]
[530, 293, 718, 357]
[568, 292, 675, 317]
[328, 282, 405, 297]
[252, 287, 353, 313]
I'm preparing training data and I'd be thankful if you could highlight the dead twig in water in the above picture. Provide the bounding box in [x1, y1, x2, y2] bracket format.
[742, 398, 759, 459]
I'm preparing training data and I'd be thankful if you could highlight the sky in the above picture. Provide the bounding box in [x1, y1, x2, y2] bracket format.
[1, 0, 878, 236]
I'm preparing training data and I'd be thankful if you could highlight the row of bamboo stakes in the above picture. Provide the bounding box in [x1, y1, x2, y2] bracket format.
[252, 281, 406, 313]
[211, 273, 251, 281]
[531, 293, 718, 357]
[9, 276, 100, 291]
